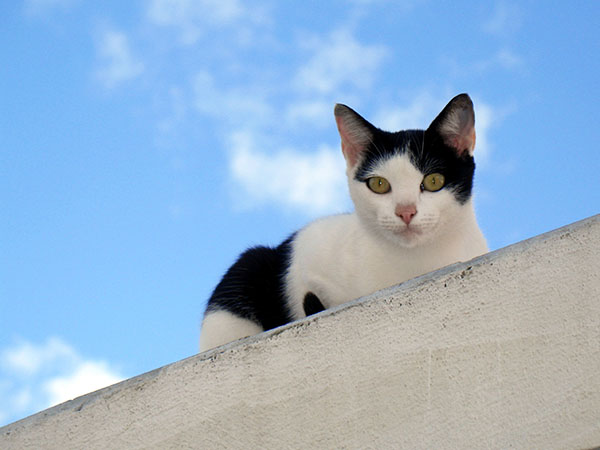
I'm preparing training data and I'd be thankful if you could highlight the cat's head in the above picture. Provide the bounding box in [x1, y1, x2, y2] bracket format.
[334, 93, 477, 248]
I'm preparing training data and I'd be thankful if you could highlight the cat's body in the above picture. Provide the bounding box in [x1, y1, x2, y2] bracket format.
[200, 94, 487, 352]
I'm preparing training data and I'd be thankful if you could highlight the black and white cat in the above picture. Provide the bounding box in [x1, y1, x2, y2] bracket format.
[199, 93, 487, 351]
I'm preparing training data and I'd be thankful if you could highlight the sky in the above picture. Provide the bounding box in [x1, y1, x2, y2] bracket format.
[1, 0, 599, 426]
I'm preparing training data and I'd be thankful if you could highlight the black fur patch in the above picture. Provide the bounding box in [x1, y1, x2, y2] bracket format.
[303, 292, 326, 316]
[204, 236, 294, 331]
[354, 128, 475, 205]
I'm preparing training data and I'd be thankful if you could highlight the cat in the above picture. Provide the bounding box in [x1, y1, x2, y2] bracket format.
[199, 93, 488, 351]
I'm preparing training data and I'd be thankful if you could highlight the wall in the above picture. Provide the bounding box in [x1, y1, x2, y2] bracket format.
[1, 215, 599, 449]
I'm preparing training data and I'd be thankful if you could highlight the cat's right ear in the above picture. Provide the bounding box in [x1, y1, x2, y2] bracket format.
[427, 93, 476, 157]
[334, 104, 373, 168]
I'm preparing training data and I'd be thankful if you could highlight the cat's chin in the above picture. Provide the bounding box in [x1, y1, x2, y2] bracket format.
[383, 225, 436, 248]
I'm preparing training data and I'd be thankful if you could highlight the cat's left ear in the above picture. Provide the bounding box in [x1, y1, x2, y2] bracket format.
[334, 104, 373, 168]
[427, 93, 476, 156]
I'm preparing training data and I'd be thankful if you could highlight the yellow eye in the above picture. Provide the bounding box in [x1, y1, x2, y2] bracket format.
[367, 177, 391, 194]
[422, 173, 445, 192]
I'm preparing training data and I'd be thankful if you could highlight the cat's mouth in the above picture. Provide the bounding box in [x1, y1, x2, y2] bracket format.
[390, 224, 434, 248]
[390, 224, 422, 238]
[378, 217, 435, 244]
[398, 226, 420, 236]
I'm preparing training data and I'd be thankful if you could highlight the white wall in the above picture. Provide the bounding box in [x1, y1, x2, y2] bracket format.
[2, 215, 599, 450]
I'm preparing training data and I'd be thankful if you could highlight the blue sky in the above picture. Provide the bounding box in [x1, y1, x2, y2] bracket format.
[1, 0, 599, 425]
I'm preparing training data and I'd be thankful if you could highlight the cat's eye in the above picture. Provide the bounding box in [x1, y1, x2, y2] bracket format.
[421, 173, 445, 192]
[366, 177, 391, 194]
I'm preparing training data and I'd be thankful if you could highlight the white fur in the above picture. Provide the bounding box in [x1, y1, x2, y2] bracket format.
[284, 152, 487, 319]
[199, 310, 263, 352]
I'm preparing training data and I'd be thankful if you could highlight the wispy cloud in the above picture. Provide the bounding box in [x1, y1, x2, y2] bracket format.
[471, 49, 524, 74]
[188, 26, 386, 130]
[183, 26, 385, 216]
[294, 29, 388, 95]
[94, 29, 144, 89]
[146, 0, 267, 45]
[228, 131, 350, 216]
[192, 70, 273, 124]
[483, 1, 523, 37]
[285, 100, 333, 129]
[373, 91, 446, 131]
[122, 3, 507, 217]
[441, 48, 524, 77]
[472, 99, 495, 166]
[2, 337, 77, 376]
[0, 337, 124, 426]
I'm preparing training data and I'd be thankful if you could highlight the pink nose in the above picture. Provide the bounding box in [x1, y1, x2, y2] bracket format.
[395, 204, 417, 225]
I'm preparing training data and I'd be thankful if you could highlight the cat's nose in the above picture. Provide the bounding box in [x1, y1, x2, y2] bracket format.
[395, 204, 417, 225]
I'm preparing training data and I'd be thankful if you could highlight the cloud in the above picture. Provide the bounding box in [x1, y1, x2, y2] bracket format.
[95, 29, 144, 89]
[472, 49, 524, 73]
[472, 99, 495, 166]
[373, 91, 445, 131]
[192, 70, 273, 124]
[185, 29, 386, 217]
[228, 131, 350, 216]
[441, 48, 524, 77]
[43, 360, 122, 407]
[1, 337, 124, 426]
[483, 1, 523, 37]
[285, 100, 333, 129]
[294, 29, 388, 95]
[181, 27, 388, 217]
[146, 0, 265, 45]
[1, 337, 77, 376]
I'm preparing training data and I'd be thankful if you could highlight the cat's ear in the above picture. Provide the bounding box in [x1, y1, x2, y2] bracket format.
[427, 93, 476, 156]
[334, 104, 373, 167]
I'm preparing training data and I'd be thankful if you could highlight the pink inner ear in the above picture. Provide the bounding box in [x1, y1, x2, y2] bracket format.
[341, 141, 359, 167]
[335, 115, 362, 167]
[449, 128, 476, 155]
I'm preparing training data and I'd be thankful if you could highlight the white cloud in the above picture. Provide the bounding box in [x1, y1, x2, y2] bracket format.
[373, 91, 445, 131]
[95, 29, 144, 89]
[192, 70, 273, 123]
[285, 100, 333, 129]
[147, 0, 265, 45]
[151, 0, 244, 22]
[294, 29, 388, 95]
[491, 49, 522, 70]
[1, 336, 77, 376]
[0, 337, 124, 426]
[472, 100, 494, 166]
[228, 131, 350, 216]
[483, 1, 523, 37]
[472, 49, 524, 73]
[441, 48, 524, 78]
[43, 360, 122, 407]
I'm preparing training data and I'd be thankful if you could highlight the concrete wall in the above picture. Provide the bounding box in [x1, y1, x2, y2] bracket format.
[1, 215, 599, 450]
